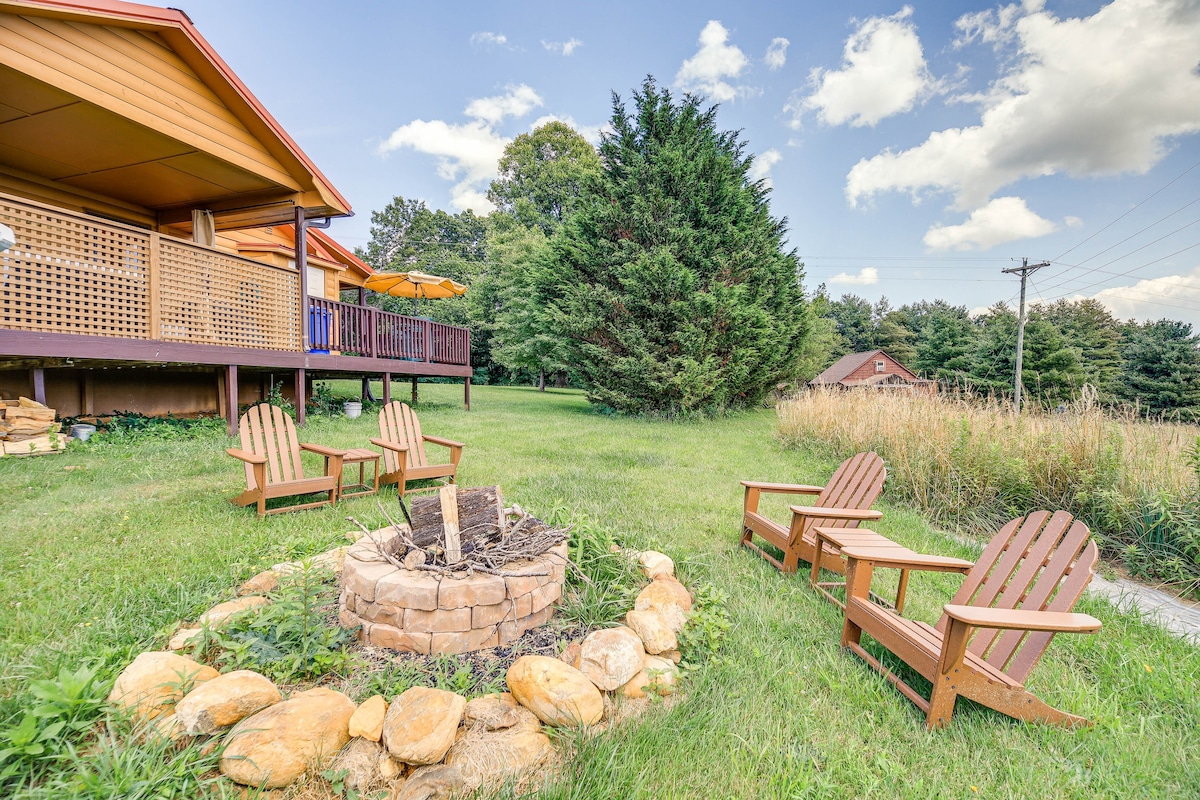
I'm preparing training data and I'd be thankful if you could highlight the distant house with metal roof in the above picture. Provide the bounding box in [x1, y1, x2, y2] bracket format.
[810, 349, 933, 391]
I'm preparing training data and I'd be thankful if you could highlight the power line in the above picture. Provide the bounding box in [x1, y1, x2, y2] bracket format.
[1036, 219, 1200, 296]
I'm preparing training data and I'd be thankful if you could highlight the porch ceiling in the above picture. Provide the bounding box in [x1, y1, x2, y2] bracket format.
[0, 64, 305, 223]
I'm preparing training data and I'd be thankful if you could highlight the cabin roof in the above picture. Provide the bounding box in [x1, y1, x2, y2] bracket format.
[0, 0, 350, 228]
[811, 349, 923, 386]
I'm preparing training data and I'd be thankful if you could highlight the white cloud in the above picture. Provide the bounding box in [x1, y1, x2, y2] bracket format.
[847, 0, 1200, 210]
[748, 148, 782, 188]
[1073, 266, 1200, 326]
[463, 84, 544, 125]
[1065, 216, 1084, 228]
[765, 37, 789, 70]
[952, 2, 1024, 49]
[542, 38, 583, 56]
[675, 20, 753, 102]
[923, 196, 1057, 251]
[378, 119, 507, 214]
[470, 31, 508, 47]
[798, 6, 935, 128]
[830, 267, 879, 285]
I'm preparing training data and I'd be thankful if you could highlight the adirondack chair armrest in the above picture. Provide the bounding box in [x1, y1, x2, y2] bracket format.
[370, 437, 409, 454]
[942, 605, 1102, 634]
[423, 435, 465, 450]
[789, 505, 883, 521]
[226, 447, 267, 464]
[840, 546, 975, 573]
[299, 443, 347, 457]
[741, 480, 825, 494]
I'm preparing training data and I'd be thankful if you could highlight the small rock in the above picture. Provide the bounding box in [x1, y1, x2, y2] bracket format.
[578, 626, 646, 691]
[608, 544, 622, 554]
[463, 693, 536, 731]
[635, 577, 692, 631]
[394, 764, 464, 800]
[636, 550, 674, 580]
[625, 608, 677, 655]
[143, 711, 186, 743]
[237, 569, 279, 596]
[382, 687, 466, 765]
[107, 652, 218, 721]
[379, 752, 403, 780]
[168, 627, 203, 651]
[314, 546, 348, 573]
[618, 669, 650, 699]
[558, 641, 581, 669]
[663, 649, 683, 664]
[444, 720, 555, 791]
[506, 655, 603, 727]
[220, 687, 355, 788]
[350, 694, 388, 741]
[330, 737, 385, 793]
[174, 670, 281, 735]
[198, 596, 270, 628]
[403, 549, 427, 569]
[643, 655, 680, 695]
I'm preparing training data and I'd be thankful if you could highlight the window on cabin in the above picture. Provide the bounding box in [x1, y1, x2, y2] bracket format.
[875, 360, 886, 373]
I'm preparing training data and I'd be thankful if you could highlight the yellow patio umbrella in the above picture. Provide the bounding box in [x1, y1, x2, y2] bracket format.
[364, 270, 467, 315]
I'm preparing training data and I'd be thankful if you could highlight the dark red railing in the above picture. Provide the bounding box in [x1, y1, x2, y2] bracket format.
[307, 297, 470, 366]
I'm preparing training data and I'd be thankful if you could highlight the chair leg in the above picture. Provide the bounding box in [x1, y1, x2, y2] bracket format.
[926, 674, 959, 729]
[257, 495, 267, 518]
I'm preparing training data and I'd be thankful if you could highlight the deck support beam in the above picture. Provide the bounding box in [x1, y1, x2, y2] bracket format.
[464, 377, 470, 411]
[411, 376, 418, 405]
[224, 365, 239, 436]
[295, 368, 306, 426]
[31, 368, 45, 405]
[383, 372, 391, 406]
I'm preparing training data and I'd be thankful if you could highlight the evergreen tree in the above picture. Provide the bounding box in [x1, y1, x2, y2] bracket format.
[795, 284, 845, 381]
[1022, 312, 1084, 405]
[541, 78, 807, 414]
[912, 302, 976, 384]
[1116, 319, 1200, 415]
[827, 294, 876, 352]
[875, 309, 917, 365]
[968, 304, 1018, 398]
[1039, 299, 1122, 397]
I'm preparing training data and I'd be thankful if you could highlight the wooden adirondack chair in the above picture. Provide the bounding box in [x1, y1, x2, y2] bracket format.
[740, 452, 887, 575]
[227, 403, 346, 518]
[370, 401, 464, 498]
[840, 510, 1102, 729]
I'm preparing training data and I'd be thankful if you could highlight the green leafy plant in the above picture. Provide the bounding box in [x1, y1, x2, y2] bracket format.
[676, 583, 732, 669]
[0, 663, 107, 786]
[264, 382, 295, 414]
[310, 382, 344, 416]
[207, 565, 358, 683]
[549, 510, 641, 629]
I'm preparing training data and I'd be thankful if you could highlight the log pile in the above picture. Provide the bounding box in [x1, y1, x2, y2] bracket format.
[0, 397, 65, 456]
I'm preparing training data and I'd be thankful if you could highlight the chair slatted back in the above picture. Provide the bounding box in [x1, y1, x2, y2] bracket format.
[938, 510, 1098, 683]
[802, 452, 887, 534]
[239, 403, 305, 488]
[379, 402, 428, 473]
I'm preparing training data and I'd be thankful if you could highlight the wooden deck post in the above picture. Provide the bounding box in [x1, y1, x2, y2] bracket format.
[383, 372, 391, 406]
[82, 372, 94, 416]
[295, 368, 306, 426]
[411, 376, 418, 405]
[31, 368, 46, 406]
[225, 365, 238, 436]
[296, 208, 310, 353]
[464, 377, 470, 411]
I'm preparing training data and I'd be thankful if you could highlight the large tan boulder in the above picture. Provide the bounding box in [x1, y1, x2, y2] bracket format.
[107, 652, 218, 721]
[219, 687, 355, 788]
[198, 596, 270, 628]
[382, 687, 466, 765]
[237, 569, 280, 596]
[506, 656, 603, 727]
[349, 694, 388, 741]
[625, 608, 677, 655]
[634, 577, 692, 631]
[394, 764, 464, 800]
[578, 626, 646, 690]
[173, 670, 281, 735]
[635, 550, 674, 580]
[444, 720, 555, 791]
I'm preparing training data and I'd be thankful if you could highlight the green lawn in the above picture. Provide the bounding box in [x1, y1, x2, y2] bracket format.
[2, 384, 1197, 798]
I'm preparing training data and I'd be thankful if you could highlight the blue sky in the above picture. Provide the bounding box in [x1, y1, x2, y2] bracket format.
[182, 0, 1200, 325]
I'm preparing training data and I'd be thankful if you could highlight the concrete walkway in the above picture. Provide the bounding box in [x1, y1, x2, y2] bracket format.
[1089, 575, 1200, 643]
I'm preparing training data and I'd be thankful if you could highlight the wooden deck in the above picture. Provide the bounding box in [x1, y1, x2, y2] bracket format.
[0, 193, 471, 425]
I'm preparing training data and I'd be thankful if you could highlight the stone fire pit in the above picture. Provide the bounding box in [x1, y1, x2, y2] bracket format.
[340, 487, 569, 656]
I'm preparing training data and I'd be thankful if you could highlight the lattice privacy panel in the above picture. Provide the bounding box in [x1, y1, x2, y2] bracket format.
[157, 238, 299, 350]
[0, 196, 151, 337]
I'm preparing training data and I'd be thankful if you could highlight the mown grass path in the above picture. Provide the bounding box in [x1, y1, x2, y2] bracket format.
[1, 385, 1197, 798]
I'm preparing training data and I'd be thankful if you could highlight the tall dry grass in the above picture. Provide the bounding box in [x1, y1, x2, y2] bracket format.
[778, 386, 1200, 592]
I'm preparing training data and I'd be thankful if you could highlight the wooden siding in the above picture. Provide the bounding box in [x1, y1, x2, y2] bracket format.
[844, 355, 912, 385]
[0, 13, 298, 190]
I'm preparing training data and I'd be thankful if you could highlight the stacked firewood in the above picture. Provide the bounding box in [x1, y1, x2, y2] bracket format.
[0, 398, 64, 456]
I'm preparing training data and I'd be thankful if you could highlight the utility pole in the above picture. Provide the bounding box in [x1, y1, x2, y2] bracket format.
[1002, 257, 1050, 413]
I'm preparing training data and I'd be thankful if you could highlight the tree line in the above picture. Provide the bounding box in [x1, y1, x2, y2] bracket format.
[353, 76, 1200, 418]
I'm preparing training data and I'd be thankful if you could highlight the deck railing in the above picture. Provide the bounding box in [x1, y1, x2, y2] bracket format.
[0, 193, 470, 366]
[307, 297, 470, 366]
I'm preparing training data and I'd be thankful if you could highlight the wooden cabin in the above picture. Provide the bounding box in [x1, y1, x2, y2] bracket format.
[810, 349, 934, 393]
[0, 0, 471, 432]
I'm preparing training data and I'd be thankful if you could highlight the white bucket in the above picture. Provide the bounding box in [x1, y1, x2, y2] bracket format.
[70, 423, 97, 441]
[343, 401, 363, 420]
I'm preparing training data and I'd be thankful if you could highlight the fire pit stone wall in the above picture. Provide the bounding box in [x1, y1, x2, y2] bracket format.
[340, 535, 569, 656]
